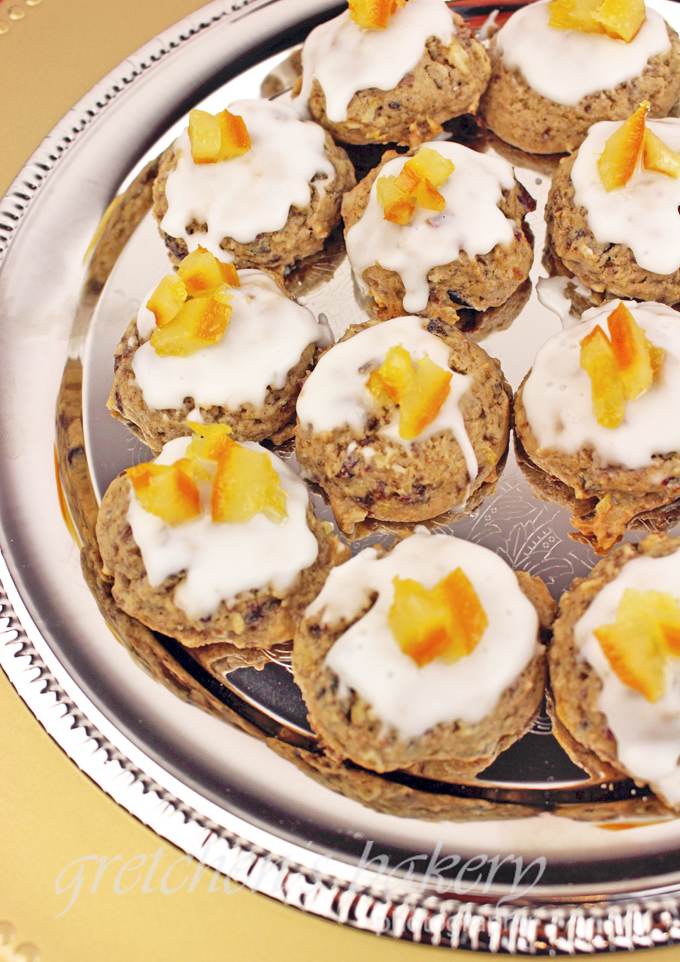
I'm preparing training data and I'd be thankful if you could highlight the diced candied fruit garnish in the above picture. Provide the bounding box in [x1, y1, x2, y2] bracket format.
[126, 459, 201, 526]
[348, 0, 406, 30]
[146, 275, 187, 328]
[548, 0, 602, 33]
[388, 568, 487, 668]
[412, 178, 446, 213]
[393, 164, 422, 197]
[642, 127, 680, 178]
[593, 588, 680, 702]
[366, 369, 392, 405]
[407, 148, 455, 188]
[188, 109, 222, 164]
[185, 422, 235, 465]
[598, 102, 649, 192]
[398, 355, 452, 440]
[376, 174, 416, 225]
[606, 302, 655, 401]
[549, 0, 645, 41]
[216, 109, 251, 161]
[212, 444, 287, 524]
[177, 247, 240, 296]
[371, 344, 415, 401]
[580, 325, 626, 429]
[150, 285, 233, 357]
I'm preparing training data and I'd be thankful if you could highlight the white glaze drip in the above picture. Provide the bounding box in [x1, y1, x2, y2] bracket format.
[296, 0, 455, 122]
[308, 532, 540, 738]
[160, 99, 336, 258]
[131, 270, 321, 411]
[522, 300, 680, 469]
[296, 315, 478, 480]
[495, 1, 670, 107]
[574, 551, 680, 806]
[571, 118, 680, 276]
[126, 437, 319, 619]
[344, 142, 516, 313]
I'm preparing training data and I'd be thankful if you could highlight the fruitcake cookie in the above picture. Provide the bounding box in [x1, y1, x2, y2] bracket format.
[96, 426, 347, 649]
[295, 315, 511, 534]
[479, 0, 680, 155]
[546, 112, 680, 304]
[152, 98, 356, 271]
[292, 0, 490, 147]
[342, 141, 535, 328]
[550, 533, 680, 810]
[107, 256, 328, 452]
[515, 300, 680, 553]
[293, 530, 549, 776]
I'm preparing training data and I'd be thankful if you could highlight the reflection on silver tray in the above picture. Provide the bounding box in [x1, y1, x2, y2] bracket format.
[4, 0, 680, 951]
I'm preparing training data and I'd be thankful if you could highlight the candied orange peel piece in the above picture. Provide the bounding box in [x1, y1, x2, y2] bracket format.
[548, 0, 646, 42]
[188, 108, 251, 164]
[212, 443, 287, 524]
[598, 103, 680, 191]
[348, 0, 408, 30]
[388, 568, 488, 667]
[126, 459, 201, 526]
[150, 284, 233, 357]
[177, 246, 240, 295]
[147, 275, 187, 328]
[594, 588, 680, 702]
[377, 148, 455, 224]
[366, 344, 452, 439]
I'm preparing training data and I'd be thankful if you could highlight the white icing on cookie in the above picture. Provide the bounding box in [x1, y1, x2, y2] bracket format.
[495, 0, 670, 107]
[571, 118, 680, 276]
[522, 300, 680, 470]
[575, 549, 680, 806]
[344, 142, 517, 314]
[296, 315, 478, 480]
[126, 436, 319, 619]
[296, 0, 455, 122]
[131, 270, 321, 411]
[160, 99, 336, 259]
[307, 532, 540, 739]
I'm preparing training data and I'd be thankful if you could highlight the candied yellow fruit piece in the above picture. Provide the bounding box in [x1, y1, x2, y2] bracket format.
[150, 285, 232, 357]
[126, 459, 200, 526]
[177, 247, 240, 296]
[642, 127, 680, 178]
[580, 325, 626, 428]
[598, 101, 649, 191]
[185, 422, 234, 465]
[348, 0, 407, 30]
[188, 108, 250, 165]
[377, 148, 454, 223]
[548, 0, 645, 41]
[388, 568, 488, 667]
[594, 588, 680, 702]
[398, 355, 452, 440]
[606, 301, 656, 401]
[368, 344, 415, 401]
[407, 147, 456, 188]
[147, 275, 187, 328]
[216, 109, 251, 161]
[212, 444, 287, 524]
[376, 175, 416, 225]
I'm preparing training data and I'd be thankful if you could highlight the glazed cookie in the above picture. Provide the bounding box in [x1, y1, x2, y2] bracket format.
[108, 266, 328, 451]
[292, 0, 490, 147]
[342, 141, 535, 328]
[550, 533, 680, 810]
[546, 117, 680, 305]
[515, 300, 680, 554]
[153, 98, 356, 271]
[96, 429, 348, 650]
[480, 0, 680, 155]
[293, 531, 548, 776]
[295, 315, 511, 535]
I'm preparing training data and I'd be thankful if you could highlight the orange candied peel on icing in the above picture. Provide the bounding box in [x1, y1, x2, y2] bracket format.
[348, 0, 408, 30]
[377, 148, 455, 225]
[579, 301, 664, 429]
[594, 588, 680, 702]
[188, 108, 251, 164]
[388, 568, 488, 667]
[145, 248, 240, 357]
[598, 102, 680, 191]
[366, 344, 453, 440]
[548, 0, 646, 43]
[126, 459, 201, 526]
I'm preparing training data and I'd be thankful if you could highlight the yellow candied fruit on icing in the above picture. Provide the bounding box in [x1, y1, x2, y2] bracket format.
[377, 148, 454, 224]
[147, 275, 187, 328]
[388, 568, 488, 667]
[185, 422, 234, 466]
[642, 127, 680, 178]
[580, 324, 626, 429]
[606, 301, 663, 401]
[376, 175, 416, 225]
[150, 284, 233, 357]
[348, 0, 407, 30]
[212, 443, 287, 524]
[177, 247, 240, 296]
[598, 102, 649, 192]
[548, 0, 645, 42]
[188, 108, 251, 164]
[367, 345, 452, 439]
[126, 459, 201, 526]
[594, 588, 680, 702]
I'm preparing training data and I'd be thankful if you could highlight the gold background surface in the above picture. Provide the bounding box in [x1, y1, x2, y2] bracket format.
[1, 0, 680, 959]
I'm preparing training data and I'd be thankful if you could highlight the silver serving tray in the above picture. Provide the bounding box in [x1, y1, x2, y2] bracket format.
[4, 0, 680, 950]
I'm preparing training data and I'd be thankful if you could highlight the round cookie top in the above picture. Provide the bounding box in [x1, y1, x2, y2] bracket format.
[296, 315, 478, 479]
[308, 531, 540, 738]
[571, 118, 680, 276]
[159, 99, 337, 258]
[573, 547, 680, 806]
[522, 300, 680, 470]
[295, 0, 455, 123]
[132, 269, 323, 411]
[127, 436, 319, 620]
[494, 0, 671, 107]
[344, 142, 517, 314]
